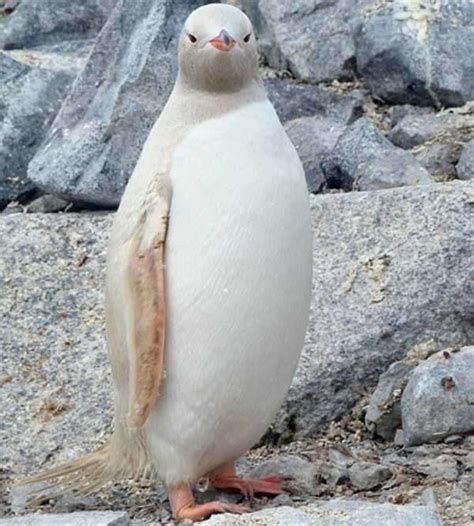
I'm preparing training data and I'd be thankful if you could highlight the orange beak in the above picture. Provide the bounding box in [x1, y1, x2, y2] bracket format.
[209, 29, 236, 52]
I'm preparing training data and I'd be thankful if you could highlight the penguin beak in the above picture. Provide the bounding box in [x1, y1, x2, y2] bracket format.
[209, 29, 236, 52]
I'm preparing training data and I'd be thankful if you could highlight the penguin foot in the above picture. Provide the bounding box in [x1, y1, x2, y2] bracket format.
[208, 461, 283, 499]
[209, 474, 283, 499]
[168, 482, 248, 521]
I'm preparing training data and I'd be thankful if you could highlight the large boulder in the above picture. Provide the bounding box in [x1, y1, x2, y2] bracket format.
[321, 118, 432, 191]
[242, 0, 372, 83]
[0, 44, 90, 210]
[278, 181, 474, 438]
[356, 0, 474, 107]
[0, 0, 116, 49]
[401, 347, 474, 446]
[28, 0, 208, 207]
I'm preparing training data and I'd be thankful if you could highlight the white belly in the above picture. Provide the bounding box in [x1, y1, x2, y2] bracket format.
[144, 102, 312, 484]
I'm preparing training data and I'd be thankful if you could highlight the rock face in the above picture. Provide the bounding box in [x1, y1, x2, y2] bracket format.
[202, 501, 442, 526]
[457, 139, 474, 180]
[242, 0, 372, 83]
[401, 347, 474, 446]
[28, 0, 206, 207]
[356, 1, 474, 107]
[0, 511, 135, 525]
[321, 118, 432, 191]
[0, 0, 116, 49]
[365, 361, 415, 441]
[285, 116, 346, 193]
[0, 45, 89, 209]
[278, 181, 474, 438]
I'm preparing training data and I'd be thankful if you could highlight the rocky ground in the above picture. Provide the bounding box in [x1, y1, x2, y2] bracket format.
[1, 1, 474, 525]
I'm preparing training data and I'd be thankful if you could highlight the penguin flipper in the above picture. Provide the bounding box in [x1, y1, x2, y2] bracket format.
[127, 177, 171, 428]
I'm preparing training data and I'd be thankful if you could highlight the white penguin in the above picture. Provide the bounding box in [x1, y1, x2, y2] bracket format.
[25, 3, 312, 521]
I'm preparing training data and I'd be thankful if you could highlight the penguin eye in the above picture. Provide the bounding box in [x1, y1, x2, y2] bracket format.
[243, 33, 251, 43]
[188, 34, 197, 43]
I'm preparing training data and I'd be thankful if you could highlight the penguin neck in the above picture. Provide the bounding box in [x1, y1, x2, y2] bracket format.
[164, 75, 267, 128]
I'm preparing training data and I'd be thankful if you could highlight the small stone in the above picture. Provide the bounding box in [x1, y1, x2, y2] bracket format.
[415, 455, 458, 481]
[26, 195, 69, 213]
[348, 461, 392, 490]
[249, 455, 318, 495]
[444, 435, 463, 445]
[463, 452, 474, 468]
[447, 487, 467, 506]
[394, 429, 405, 446]
[457, 139, 474, 180]
[401, 347, 474, 446]
[421, 488, 438, 509]
[365, 361, 415, 441]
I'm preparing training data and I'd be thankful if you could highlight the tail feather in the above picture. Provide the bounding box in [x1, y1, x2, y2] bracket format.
[16, 443, 114, 506]
[15, 425, 155, 507]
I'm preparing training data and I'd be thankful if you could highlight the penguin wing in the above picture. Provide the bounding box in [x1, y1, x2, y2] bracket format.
[126, 176, 171, 428]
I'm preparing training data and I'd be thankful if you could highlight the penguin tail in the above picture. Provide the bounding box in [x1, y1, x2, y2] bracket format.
[15, 425, 155, 507]
[14, 442, 115, 506]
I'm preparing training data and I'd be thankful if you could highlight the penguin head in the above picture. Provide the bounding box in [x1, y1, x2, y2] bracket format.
[178, 3, 259, 92]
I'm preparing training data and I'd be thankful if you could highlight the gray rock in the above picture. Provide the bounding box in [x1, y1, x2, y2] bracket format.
[26, 194, 70, 213]
[388, 105, 435, 128]
[264, 78, 364, 125]
[388, 110, 474, 181]
[202, 500, 442, 525]
[402, 347, 474, 446]
[0, 45, 88, 209]
[0, 511, 134, 525]
[414, 454, 459, 481]
[277, 181, 474, 439]
[285, 116, 346, 193]
[321, 118, 432, 191]
[0, 0, 116, 49]
[356, 1, 474, 107]
[393, 429, 405, 447]
[28, 0, 204, 207]
[348, 461, 392, 490]
[249, 455, 318, 495]
[365, 361, 415, 441]
[388, 112, 474, 150]
[242, 0, 372, 83]
[457, 139, 474, 180]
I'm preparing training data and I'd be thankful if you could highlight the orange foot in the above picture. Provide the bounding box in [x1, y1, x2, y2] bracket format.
[168, 482, 248, 521]
[208, 461, 284, 499]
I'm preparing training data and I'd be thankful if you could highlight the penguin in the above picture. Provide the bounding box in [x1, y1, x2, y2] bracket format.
[23, 3, 312, 521]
